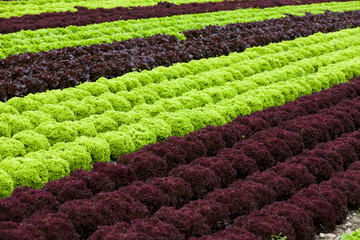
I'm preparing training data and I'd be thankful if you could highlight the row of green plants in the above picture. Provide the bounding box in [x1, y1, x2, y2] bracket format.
[337, 209, 360, 239]
[1, 28, 360, 198]
[342, 227, 360, 239]
[1, 1, 360, 58]
[0, 0, 224, 18]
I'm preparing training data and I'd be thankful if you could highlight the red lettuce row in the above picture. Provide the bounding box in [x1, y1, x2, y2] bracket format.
[1, 84, 360, 239]
[87, 129, 360, 240]
[0, 0, 353, 34]
[3, 10, 360, 101]
[222, 169, 360, 240]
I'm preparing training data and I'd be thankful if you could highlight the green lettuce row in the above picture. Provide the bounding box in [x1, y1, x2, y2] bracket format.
[342, 228, 360, 239]
[1, 29, 360, 197]
[0, 0, 225, 18]
[1, 1, 360, 58]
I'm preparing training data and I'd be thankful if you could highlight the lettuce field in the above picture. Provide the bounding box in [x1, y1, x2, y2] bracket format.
[2, 0, 360, 239]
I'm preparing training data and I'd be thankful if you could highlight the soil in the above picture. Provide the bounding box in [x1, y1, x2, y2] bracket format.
[315, 210, 360, 240]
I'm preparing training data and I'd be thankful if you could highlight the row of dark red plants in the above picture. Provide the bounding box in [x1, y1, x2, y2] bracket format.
[193, 168, 360, 240]
[0, 0, 354, 34]
[1, 79, 360, 239]
[1, 10, 360, 101]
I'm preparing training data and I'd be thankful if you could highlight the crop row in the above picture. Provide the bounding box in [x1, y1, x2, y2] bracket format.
[2, 94, 360, 239]
[3, 11, 360, 101]
[342, 229, 360, 239]
[1, 28, 360, 196]
[1, 1, 360, 58]
[196, 168, 360, 240]
[1, 0, 353, 34]
[0, 0, 225, 18]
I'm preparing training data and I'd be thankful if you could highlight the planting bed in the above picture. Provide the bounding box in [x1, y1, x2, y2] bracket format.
[1, 0, 360, 239]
